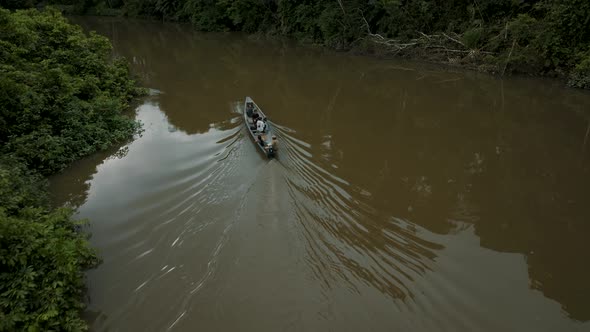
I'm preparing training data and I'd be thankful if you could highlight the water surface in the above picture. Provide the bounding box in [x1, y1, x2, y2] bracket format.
[51, 17, 590, 332]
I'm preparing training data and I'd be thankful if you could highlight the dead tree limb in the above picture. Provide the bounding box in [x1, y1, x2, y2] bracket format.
[359, 12, 497, 60]
[442, 32, 466, 47]
[502, 39, 516, 76]
[337, 0, 346, 14]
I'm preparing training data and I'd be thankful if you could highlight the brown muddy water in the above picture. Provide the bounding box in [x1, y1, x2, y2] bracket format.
[50, 17, 590, 332]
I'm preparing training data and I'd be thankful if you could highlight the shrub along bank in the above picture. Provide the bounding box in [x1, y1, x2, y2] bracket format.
[0, 7, 143, 331]
[4, 0, 590, 88]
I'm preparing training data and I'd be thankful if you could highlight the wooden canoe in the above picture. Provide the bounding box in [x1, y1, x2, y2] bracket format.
[244, 96, 276, 158]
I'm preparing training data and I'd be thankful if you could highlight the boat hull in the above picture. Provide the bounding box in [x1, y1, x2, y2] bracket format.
[244, 97, 276, 158]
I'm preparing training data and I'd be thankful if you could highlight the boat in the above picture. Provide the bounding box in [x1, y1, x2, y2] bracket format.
[243, 96, 276, 158]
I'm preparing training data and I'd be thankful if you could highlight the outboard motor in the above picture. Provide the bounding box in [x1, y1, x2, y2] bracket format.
[267, 147, 275, 157]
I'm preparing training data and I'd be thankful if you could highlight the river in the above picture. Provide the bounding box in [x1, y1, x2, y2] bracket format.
[50, 17, 590, 332]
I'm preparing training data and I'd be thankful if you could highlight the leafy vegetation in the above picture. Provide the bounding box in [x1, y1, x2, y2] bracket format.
[0, 200, 100, 331]
[0, 7, 142, 331]
[7, 0, 588, 88]
[0, 7, 143, 174]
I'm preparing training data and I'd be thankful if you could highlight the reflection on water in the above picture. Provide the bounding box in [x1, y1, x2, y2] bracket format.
[49, 16, 590, 332]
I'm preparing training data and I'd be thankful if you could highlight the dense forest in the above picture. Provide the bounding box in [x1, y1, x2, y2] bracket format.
[0, 8, 143, 331]
[3, 0, 590, 88]
[0, 1, 588, 330]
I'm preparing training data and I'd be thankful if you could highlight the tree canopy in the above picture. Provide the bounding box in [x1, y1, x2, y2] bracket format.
[0, 8, 142, 331]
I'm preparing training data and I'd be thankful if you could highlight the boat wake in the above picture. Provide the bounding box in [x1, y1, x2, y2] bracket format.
[85, 100, 444, 331]
[267, 121, 443, 302]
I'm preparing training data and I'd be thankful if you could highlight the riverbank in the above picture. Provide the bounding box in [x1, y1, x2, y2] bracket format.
[23, 0, 590, 90]
[0, 8, 144, 331]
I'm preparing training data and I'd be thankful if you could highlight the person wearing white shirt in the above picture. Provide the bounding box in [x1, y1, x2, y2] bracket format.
[256, 118, 265, 132]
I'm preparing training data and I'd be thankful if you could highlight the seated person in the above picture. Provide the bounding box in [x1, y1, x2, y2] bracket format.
[256, 118, 265, 133]
[246, 102, 254, 117]
[265, 135, 278, 152]
[257, 134, 265, 147]
[250, 112, 259, 130]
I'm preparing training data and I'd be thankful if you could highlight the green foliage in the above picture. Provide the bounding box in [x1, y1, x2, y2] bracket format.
[176, 0, 231, 31]
[276, 1, 324, 41]
[374, 0, 436, 39]
[0, 7, 142, 174]
[233, 0, 277, 33]
[0, 160, 100, 331]
[568, 52, 590, 89]
[507, 14, 539, 46]
[0, 208, 100, 332]
[0, 0, 35, 9]
[462, 27, 483, 49]
[484, 13, 546, 74]
[0, 8, 143, 331]
[318, 5, 345, 47]
[0, 157, 48, 216]
[537, 0, 590, 68]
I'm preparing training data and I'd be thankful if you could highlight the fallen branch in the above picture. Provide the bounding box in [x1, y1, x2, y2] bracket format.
[502, 39, 517, 76]
[442, 32, 465, 47]
[359, 14, 497, 61]
[336, 0, 346, 14]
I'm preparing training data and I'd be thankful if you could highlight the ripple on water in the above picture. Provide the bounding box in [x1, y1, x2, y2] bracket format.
[273, 125, 444, 303]
[83, 102, 255, 331]
[79, 94, 590, 332]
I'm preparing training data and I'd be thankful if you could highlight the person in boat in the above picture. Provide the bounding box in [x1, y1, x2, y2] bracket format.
[264, 135, 279, 153]
[257, 134, 265, 147]
[246, 102, 254, 117]
[265, 135, 278, 153]
[256, 117, 265, 133]
[250, 111, 259, 130]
